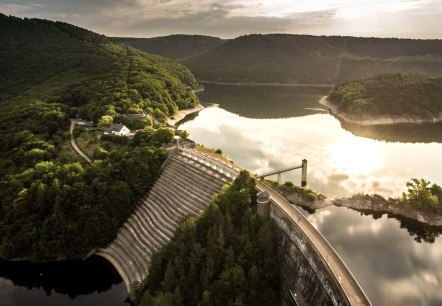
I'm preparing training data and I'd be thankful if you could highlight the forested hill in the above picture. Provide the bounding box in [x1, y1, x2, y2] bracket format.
[328, 74, 442, 118]
[115, 35, 226, 60]
[182, 34, 442, 84]
[0, 14, 199, 120]
[0, 14, 199, 261]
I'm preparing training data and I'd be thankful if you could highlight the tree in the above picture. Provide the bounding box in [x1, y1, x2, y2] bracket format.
[401, 178, 440, 211]
[98, 115, 113, 130]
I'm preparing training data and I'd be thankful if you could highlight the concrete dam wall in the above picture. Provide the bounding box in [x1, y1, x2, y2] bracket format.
[95, 147, 369, 306]
[257, 182, 371, 306]
[95, 148, 239, 295]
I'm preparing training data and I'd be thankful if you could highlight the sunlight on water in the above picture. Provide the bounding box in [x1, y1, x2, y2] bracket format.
[327, 136, 382, 176]
[180, 106, 442, 197]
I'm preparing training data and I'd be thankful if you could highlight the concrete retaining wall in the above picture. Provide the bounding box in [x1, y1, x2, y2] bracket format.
[271, 202, 348, 306]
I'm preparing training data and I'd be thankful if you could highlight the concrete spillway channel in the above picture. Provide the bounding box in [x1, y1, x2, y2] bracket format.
[95, 149, 240, 297]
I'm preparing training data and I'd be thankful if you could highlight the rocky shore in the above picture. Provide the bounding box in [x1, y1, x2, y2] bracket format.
[272, 183, 442, 227]
[333, 194, 442, 227]
[319, 96, 442, 126]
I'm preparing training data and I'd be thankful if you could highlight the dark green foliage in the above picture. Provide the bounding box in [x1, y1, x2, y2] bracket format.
[0, 15, 201, 259]
[328, 74, 442, 117]
[182, 34, 442, 83]
[400, 178, 442, 214]
[0, 146, 166, 260]
[115, 35, 226, 60]
[136, 171, 281, 306]
[0, 15, 199, 121]
[132, 127, 174, 147]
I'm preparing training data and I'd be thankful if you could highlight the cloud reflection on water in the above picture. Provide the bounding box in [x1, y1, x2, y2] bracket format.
[305, 206, 442, 306]
[181, 106, 442, 197]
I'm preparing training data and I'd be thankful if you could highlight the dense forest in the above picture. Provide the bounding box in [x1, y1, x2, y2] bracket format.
[328, 74, 442, 117]
[136, 171, 281, 306]
[115, 35, 225, 60]
[0, 14, 198, 260]
[180, 34, 442, 83]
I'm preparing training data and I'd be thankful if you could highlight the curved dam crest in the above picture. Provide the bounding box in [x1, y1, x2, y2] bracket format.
[96, 148, 370, 305]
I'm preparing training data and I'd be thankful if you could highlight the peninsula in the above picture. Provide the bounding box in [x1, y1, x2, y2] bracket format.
[322, 74, 442, 125]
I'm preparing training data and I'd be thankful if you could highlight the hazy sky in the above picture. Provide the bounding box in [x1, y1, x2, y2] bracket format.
[1, 0, 441, 39]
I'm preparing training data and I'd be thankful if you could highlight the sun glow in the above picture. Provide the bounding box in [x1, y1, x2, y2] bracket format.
[328, 136, 382, 176]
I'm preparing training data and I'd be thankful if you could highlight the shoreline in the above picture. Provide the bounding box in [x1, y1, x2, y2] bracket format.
[167, 104, 205, 126]
[319, 96, 442, 126]
[271, 183, 442, 227]
[201, 80, 335, 88]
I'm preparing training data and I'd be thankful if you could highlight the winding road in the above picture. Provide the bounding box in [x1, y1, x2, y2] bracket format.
[69, 120, 92, 164]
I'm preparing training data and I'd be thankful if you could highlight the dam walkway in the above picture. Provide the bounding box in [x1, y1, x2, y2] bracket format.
[257, 181, 371, 306]
[95, 148, 239, 294]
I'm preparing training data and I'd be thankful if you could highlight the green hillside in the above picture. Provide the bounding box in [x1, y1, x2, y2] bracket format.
[0, 14, 199, 260]
[328, 74, 442, 118]
[115, 35, 226, 60]
[182, 34, 442, 84]
[0, 15, 199, 119]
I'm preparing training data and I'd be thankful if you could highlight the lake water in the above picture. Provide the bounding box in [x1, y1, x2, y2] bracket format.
[180, 84, 442, 305]
[0, 256, 127, 306]
[182, 85, 442, 198]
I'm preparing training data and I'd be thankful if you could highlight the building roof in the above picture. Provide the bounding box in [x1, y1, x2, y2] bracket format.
[105, 123, 128, 133]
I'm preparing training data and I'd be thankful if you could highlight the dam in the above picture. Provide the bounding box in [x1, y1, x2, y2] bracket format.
[95, 148, 239, 295]
[96, 147, 370, 305]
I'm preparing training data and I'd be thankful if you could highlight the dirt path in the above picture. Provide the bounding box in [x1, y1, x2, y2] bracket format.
[69, 120, 92, 164]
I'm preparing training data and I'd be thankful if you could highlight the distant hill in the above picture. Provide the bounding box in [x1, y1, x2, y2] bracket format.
[328, 73, 442, 118]
[182, 34, 442, 84]
[0, 15, 199, 119]
[115, 34, 226, 60]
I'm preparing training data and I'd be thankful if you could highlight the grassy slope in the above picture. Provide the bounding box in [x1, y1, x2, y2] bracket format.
[182, 34, 442, 83]
[115, 34, 226, 60]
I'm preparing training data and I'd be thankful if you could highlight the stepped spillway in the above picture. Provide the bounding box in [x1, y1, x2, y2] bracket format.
[95, 148, 239, 295]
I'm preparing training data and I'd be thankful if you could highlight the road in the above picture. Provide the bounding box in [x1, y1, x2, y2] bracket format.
[256, 181, 371, 306]
[69, 120, 92, 164]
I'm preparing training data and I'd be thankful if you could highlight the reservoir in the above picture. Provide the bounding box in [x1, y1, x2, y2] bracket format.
[0, 84, 441, 305]
[179, 84, 442, 305]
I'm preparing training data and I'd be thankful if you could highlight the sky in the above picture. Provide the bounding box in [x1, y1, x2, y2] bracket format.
[1, 0, 441, 39]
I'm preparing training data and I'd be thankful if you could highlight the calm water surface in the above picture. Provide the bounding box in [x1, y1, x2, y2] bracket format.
[180, 84, 442, 306]
[183, 85, 442, 198]
[0, 256, 127, 306]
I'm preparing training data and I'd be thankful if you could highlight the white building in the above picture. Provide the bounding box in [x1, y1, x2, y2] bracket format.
[104, 123, 130, 136]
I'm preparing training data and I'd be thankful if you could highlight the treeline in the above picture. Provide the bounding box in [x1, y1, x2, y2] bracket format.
[0, 14, 198, 260]
[136, 171, 281, 306]
[328, 73, 442, 117]
[181, 34, 442, 83]
[115, 35, 225, 60]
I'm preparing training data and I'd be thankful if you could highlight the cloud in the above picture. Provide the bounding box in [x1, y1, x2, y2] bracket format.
[0, 0, 441, 38]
